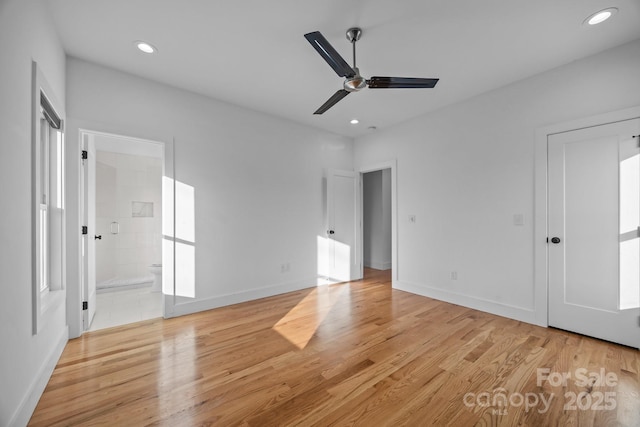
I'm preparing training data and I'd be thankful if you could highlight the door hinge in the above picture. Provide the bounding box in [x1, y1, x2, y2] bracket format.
[82, 226, 88, 235]
[82, 301, 88, 311]
[81, 150, 88, 160]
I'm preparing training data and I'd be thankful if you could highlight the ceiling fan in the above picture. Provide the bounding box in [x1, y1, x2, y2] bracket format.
[304, 27, 439, 115]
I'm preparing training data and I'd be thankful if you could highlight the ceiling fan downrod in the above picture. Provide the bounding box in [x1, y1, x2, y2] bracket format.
[346, 27, 362, 68]
[344, 27, 366, 92]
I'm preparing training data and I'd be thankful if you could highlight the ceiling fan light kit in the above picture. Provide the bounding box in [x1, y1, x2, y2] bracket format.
[304, 27, 439, 114]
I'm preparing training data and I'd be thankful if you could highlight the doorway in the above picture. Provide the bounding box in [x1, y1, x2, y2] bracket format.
[363, 169, 392, 278]
[547, 118, 640, 348]
[322, 162, 397, 285]
[359, 161, 397, 284]
[80, 130, 165, 331]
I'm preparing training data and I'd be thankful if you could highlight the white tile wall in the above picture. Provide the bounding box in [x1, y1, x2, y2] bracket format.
[95, 151, 162, 285]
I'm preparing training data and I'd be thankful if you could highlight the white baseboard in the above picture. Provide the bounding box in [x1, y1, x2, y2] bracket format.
[166, 277, 318, 318]
[166, 276, 541, 329]
[395, 280, 539, 325]
[364, 260, 392, 270]
[10, 326, 68, 427]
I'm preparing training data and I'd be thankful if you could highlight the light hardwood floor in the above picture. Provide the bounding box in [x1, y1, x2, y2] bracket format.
[30, 269, 639, 426]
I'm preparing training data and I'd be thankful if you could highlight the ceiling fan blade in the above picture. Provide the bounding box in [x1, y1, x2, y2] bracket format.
[314, 89, 350, 115]
[367, 76, 439, 89]
[304, 31, 356, 78]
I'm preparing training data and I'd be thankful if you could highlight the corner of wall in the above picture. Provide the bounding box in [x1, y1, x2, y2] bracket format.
[9, 326, 68, 427]
[394, 280, 538, 325]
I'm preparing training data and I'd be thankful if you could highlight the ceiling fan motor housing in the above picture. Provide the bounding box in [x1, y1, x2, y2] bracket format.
[344, 67, 367, 92]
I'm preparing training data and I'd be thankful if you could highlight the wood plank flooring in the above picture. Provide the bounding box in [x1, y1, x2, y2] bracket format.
[30, 269, 640, 426]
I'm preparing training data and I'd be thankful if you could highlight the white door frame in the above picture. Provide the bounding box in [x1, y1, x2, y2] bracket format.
[358, 160, 398, 286]
[76, 129, 170, 333]
[80, 133, 97, 330]
[534, 105, 640, 328]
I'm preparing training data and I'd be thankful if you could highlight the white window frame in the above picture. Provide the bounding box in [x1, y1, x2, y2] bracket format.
[32, 61, 66, 334]
[39, 112, 50, 294]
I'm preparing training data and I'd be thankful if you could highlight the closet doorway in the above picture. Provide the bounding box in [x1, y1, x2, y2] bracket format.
[360, 160, 397, 284]
[363, 169, 392, 275]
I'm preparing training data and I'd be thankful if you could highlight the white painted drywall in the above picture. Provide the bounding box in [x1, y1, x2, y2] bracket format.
[65, 58, 354, 322]
[0, 1, 68, 425]
[363, 170, 391, 270]
[354, 39, 640, 325]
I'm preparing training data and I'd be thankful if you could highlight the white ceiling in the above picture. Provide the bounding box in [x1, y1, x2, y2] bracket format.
[48, 0, 640, 138]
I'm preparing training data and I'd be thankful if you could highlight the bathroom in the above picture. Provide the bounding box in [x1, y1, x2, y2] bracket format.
[90, 134, 163, 330]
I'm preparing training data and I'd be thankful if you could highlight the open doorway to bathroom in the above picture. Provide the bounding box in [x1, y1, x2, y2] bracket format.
[81, 130, 164, 331]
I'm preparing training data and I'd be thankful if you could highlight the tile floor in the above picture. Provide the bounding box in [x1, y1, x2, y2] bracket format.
[89, 285, 163, 331]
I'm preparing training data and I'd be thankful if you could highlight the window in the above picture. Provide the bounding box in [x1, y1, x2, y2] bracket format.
[37, 95, 64, 293]
[32, 61, 65, 334]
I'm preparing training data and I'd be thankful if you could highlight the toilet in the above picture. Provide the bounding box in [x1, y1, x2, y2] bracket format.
[148, 264, 162, 292]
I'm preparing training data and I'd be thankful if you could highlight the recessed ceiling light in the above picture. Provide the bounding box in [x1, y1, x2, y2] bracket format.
[350, 119, 359, 124]
[135, 41, 157, 54]
[584, 7, 618, 26]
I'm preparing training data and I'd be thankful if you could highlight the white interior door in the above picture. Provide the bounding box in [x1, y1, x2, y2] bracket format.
[326, 169, 361, 282]
[548, 118, 640, 348]
[81, 134, 97, 330]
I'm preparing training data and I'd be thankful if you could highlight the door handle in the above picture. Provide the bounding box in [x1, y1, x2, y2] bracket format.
[550, 237, 561, 244]
[95, 235, 102, 240]
[327, 230, 335, 235]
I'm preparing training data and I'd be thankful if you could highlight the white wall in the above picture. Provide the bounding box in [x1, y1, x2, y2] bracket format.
[354, 39, 640, 325]
[65, 58, 354, 324]
[363, 170, 391, 270]
[0, 1, 68, 426]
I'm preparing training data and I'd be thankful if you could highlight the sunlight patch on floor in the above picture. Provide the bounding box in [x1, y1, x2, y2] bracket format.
[273, 284, 348, 349]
